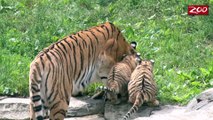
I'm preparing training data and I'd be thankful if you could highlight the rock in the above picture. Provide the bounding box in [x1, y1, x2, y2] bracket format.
[186, 88, 213, 111]
[104, 102, 157, 120]
[67, 96, 105, 117]
[65, 114, 105, 120]
[138, 88, 213, 120]
[104, 102, 213, 120]
[1, 88, 213, 120]
[0, 96, 104, 120]
[141, 105, 186, 120]
[0, 98, 29, 120]
[144, 105, 213, 120]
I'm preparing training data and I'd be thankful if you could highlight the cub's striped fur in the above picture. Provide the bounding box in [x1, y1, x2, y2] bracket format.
[96, 53, 141, 104]
[29, 22, 137, 120]
[123, 60, 159, 120]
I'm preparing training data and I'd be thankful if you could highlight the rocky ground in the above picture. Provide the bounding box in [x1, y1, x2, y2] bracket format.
[0, 88, 213, 120]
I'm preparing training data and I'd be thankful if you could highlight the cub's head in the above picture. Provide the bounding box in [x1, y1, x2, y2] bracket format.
[122, 52, 141, 71]
[140, 60, 154, 72]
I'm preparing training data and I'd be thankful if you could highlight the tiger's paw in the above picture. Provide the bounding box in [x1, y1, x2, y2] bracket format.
[91, 90, 105, 99]
[147, 99, 160, 107]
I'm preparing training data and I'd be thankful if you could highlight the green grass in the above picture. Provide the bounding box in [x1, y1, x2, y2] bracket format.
[0, 49, 30, 96]
[0, 0, 212, 104]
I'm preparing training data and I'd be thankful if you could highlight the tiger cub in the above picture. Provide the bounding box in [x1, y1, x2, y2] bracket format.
[95, 53, 141, 104]
[123, 60, 159, 120]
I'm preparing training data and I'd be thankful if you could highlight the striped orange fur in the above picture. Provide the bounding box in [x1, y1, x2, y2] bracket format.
[104, 53, 141, 104]
[29, 22, 137, 120]
[123, 60, 159, 120]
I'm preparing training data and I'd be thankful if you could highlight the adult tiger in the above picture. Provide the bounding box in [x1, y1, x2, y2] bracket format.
[123, 60, 159, 120]
[29, 22, 137, 120]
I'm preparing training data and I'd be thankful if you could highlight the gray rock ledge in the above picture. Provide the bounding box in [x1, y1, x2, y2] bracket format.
[0, 96, 105, 120]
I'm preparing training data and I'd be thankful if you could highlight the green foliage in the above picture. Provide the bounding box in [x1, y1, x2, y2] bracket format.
[0, 49, 30, 96]
[156, 62, 213, 104]
[0, 0, 212, 104]
[84, 82, 103, 96]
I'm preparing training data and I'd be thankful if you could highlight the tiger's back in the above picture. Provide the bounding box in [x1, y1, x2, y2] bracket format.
[123, 60, 159, 120]
[29, 22, 136, 120]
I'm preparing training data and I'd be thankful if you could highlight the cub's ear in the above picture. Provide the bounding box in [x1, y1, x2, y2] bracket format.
[136, 52, 142, 63]
[130, 41, 137, 49]
[122, 54, 127, 59]
[150, 59, 155, 65]
[136, 52, 141, 58]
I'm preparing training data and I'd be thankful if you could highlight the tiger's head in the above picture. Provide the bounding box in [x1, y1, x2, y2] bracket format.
[116, 41, 137, 61]
[122, 52, 141, 71]
[103, 35, 137, 61]
[140, 60, 154, 72]
[96, 41, 137, 85]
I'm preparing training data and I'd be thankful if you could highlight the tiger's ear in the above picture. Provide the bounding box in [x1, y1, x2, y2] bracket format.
[123, 54, 127, 57]
[136, 52, 141, 63]
[121, 54, 127, 60]
[150, 59, 155, 65]
[136, 52, 141, 58]
[130, 41, 137, 49]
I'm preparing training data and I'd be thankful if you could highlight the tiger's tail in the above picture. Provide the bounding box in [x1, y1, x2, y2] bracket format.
[29, 63, 44, 120]
[123, 92, 143, 120]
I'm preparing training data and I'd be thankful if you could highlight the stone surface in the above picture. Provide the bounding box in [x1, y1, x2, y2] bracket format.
[0, 96, 104, 120]
[105, 98, 213, 120]
[67, 96, 105, 117]
[140, 104, 213, 120]
[1, 88, 213, 120]
[65, 114, 105, 120]
[104, 102, 157, 120]
[0, 98, 29, 120]
[186, 88, 213, 111]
